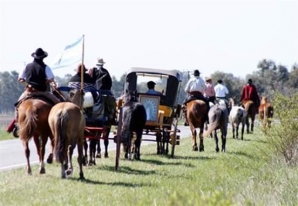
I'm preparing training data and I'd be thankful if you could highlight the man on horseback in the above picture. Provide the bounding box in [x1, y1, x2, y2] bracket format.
[214, 79, 230, 110]
[89, 58, 112, 92]
[204, 77, 216, 104]
[240, 79, 260, 110]
[182, 70, 209, 126]
[7, 48, 60, 136]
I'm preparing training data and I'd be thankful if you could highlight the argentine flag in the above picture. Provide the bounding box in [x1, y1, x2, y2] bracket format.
[51, 35, 84, 70]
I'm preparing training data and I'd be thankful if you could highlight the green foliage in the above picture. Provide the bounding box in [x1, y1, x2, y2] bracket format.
[264, 92, 298, 165]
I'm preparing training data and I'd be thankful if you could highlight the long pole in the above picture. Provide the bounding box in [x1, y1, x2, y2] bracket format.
[80, 35, 85, 91]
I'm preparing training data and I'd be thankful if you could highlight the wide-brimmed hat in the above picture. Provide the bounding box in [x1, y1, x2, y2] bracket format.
[96, 58, 105, 66]
[217, 79, 223, 83]
[193, 70, 201, 76]
[147, 81, 156, 87]
[205, 77, 212, 81]
[31, 48, 48, 59]
[74, 63, 87, 73]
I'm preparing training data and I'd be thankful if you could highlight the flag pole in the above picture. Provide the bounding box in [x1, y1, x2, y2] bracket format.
[81, 35, 85, 91]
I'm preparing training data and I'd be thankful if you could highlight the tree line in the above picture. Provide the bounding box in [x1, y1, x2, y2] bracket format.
[0, 58, 297, 114]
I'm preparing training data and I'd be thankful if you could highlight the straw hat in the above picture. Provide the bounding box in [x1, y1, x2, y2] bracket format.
[96, 58, 105, 66]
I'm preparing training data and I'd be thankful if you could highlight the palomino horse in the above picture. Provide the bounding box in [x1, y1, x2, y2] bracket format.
[229, 98, 246, 140]
[258, 96, 274, 128]
[48, 89, 85, 179]
[242, 100, 258, 134]
[204, 103, 229, 152]
[186, 100, 208, 151]
[121, 90, 147, 160]
[18, 98, 54, 175]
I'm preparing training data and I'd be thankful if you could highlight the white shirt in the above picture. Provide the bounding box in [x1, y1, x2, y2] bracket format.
[19, 65, 54, 80]
[214, 83, 229, 97]
[185, 76, 206, 93]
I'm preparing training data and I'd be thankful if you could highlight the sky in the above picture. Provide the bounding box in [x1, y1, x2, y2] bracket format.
[0, 0, 297, 80]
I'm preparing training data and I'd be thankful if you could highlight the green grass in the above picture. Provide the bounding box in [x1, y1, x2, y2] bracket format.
[0, 128, 297, 206]
[0, 129, 15, 140]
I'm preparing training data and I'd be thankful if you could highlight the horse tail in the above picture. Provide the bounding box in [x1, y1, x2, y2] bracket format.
[54, 112, 68, 163]
[18, 106, 37, 142]
[204, 108, 221, 137]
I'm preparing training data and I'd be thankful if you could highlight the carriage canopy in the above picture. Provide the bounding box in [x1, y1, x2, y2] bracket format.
[124, 67, 182, 107]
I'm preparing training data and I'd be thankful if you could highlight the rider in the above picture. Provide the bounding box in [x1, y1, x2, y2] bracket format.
[6, 48, 60, 135]
[183, 70, 209, 126]
[89, 58, 112, 92]
[240, 78, 260, 110]
[204, 77, 216, 105]
[214, 79, 229, 105]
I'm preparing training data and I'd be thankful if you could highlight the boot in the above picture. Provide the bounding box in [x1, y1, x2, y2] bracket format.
[6, 119, 16, 133]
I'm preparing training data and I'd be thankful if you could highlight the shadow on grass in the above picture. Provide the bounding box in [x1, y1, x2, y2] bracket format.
[98, 165, 157, 175]
[227, 151, 256, 159]
[69, 176, 152, 187]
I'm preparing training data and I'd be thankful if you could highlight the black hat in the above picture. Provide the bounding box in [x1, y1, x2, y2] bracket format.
[217, 79, 223, 83]
[31, 48, 48, 59]
[193, 70, 201, 76]
[248, 79, 252, 84]
[147, 81, 156, 87]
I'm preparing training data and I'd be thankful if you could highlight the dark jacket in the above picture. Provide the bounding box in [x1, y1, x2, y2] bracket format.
[24, 59, 47, 91]
[91, 67, 112, 90]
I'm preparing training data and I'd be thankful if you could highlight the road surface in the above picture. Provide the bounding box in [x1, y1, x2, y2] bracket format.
[0, 126, 191, 172]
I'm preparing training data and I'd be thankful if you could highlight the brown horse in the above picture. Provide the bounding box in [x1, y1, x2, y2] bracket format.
[259, 96, 274, 128]
[48, 89, 85, 179]
[18, 99, 54, 175]
[186, 100, 208, 151]
[242, 100, 258, 134]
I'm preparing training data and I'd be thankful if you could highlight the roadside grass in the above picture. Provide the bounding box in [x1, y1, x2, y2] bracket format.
[1, 128, 297, 206]
[0, 129, 14, 140]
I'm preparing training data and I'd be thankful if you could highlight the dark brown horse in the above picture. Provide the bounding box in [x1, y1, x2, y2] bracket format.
[18, 99, 54, 175]
[242, 100, 258, 133]
[186, 100, 208, 151]
[48, 89, 85, 179]
[259, 96, 274, 128]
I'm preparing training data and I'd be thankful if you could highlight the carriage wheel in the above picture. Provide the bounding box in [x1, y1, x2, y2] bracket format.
[171, 118, 178, 158]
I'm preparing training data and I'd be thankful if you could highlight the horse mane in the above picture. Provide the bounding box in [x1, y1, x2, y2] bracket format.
[69, 89, 84, 109]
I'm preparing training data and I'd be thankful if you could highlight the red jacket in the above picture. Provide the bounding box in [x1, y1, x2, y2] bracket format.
[240, 84, 259, 102]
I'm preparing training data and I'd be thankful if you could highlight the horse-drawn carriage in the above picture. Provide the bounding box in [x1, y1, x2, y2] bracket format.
[115, 67, 182, 158]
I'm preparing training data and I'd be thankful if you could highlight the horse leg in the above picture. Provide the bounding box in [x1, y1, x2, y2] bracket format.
[236, 125, 239, 139]
[104, 128, 111, 158]
[66, 145, 73, 176]
[232, 125, 235, 138]
[135, 132, 142, 160]
[96, 139, 101, 158]
[241, 123, 245, 140]
[89, 139, 96, 165]
[221, 133, 226, 152]
[199, 127, 204, 152]
[22, 140, 32, 175]
[156, 132, 162, 154]
[214, 131, 219, 152]
[251, 117, 255, 133]
[33, 135, 46, 174]
[246, 117, 250, 134]
[60, 162, 66, 179]
[191, 127, 198, 151]
[83, 140, 88, 166]
[77, 140, 85, 180]
[47, 134, 54, 164]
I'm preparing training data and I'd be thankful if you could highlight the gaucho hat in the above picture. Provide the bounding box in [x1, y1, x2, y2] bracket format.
[31, 48, 48, 59]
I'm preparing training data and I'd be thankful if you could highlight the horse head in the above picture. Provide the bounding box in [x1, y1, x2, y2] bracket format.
[69, 89, 85, 108]
[260, 96, 268, 105]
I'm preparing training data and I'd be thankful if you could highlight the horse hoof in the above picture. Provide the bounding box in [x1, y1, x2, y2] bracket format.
[104, 153, 109, 158]
[96, 153, 101, 158]
[40, 168, 46, 174]
[199, 148, 204, 152]
[47, 154, 53, 164]
[79, 174, 85, 180]
[193, 146, 198, 151]
[66, 170, 72, 176]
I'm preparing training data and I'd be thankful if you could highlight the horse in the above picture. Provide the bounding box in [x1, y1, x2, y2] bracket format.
[204, 103, 229, 152]
[121, 90, 147, 160]
[17, 98, 54, 175]
[186, 100, 208, 151]
[258, 96, 274, 128]
[48, 89, 85, 179]
[242, 100, 258, 134]
[229, 98, 246, 140]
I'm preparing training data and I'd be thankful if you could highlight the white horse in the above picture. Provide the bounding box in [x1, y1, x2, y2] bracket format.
[229, 98, 246, 140]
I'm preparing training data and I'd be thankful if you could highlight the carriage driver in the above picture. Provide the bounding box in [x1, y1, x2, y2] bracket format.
[183, 70, 209, 126]
[6, 48, 60, 135]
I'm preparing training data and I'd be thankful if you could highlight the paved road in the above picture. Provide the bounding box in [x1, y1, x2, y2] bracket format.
[0, 126, 191, 172]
